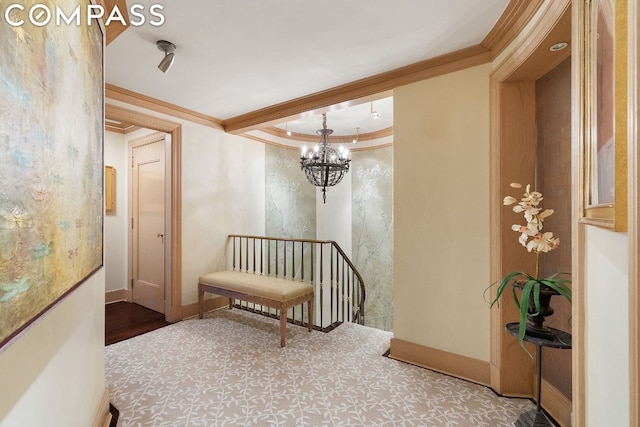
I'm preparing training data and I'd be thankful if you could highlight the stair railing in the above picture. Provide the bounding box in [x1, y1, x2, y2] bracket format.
[227, 234, 365, 330]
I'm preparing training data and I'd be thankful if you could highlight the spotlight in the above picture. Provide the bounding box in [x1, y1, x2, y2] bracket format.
[156, 40, 176, 73]
[370, 102, 379, 119]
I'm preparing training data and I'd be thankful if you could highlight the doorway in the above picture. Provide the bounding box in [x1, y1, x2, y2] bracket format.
[129, 132, 171, 314]
[105, 103, 183, 323]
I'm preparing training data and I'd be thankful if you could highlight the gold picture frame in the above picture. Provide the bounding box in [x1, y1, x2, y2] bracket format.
[0, 0, 104, 349]
[105, 166, 116, 213]
[579, 0, 627, 230]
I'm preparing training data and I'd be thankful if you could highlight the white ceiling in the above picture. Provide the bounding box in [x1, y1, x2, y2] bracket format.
[106, 0, 509, 123]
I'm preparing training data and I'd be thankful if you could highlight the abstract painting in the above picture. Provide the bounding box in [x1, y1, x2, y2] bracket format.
[0, 0, 104, 349]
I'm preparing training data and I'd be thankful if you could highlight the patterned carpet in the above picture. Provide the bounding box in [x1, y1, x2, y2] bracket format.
[105, 309, 534, 426]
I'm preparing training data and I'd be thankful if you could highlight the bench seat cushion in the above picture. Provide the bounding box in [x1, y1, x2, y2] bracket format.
[199, 271, 313, 302]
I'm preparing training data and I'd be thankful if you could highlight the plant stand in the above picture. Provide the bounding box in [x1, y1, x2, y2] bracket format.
[505, 323, 572, 427]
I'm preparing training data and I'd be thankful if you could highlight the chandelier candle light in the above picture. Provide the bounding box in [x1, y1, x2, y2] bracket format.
[300, 113, 351, 203]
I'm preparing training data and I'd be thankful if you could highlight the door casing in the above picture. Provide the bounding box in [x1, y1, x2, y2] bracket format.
[107, 104, 182, 323]
[129, 133, 169, 314]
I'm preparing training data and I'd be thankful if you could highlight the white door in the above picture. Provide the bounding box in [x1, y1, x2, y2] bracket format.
[130, 135, 166, 313]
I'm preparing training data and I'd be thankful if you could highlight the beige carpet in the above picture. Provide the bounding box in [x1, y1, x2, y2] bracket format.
[105, 309, 534, 426]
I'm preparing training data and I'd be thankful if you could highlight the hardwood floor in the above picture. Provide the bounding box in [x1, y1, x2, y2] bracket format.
[105, 302, 171, 345]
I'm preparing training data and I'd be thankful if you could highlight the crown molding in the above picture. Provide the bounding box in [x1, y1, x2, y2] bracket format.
[223, 44, 491, 134]
[105, 123, 125, 134]
[241, 133, 301, 151]
[243, 133, 392, 153]
[95, 0, 130, 45]
[481, 0, 546, 59]
[105, 122, 141, 134]
[105, 103, 181, 131]
[262, 126, 393, 144]
[105, 117, 141, 134]
[105, 84, 223, 130]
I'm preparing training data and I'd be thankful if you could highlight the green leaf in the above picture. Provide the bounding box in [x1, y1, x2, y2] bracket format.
[531, 281, 541, 316]
[486, 271, 526, 307]
[486, 270, 572, 353]
[518, 280, 536, 345]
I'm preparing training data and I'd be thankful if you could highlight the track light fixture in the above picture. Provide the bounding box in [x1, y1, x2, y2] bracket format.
[353, 127, 359, 144]
[156, 40, 176, 73]
[370, 102, 379, 119]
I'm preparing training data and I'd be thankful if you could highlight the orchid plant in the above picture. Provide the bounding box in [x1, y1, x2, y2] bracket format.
[488, 183, 571, 346]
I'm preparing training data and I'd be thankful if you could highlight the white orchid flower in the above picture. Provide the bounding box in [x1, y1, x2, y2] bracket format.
[539, 232, 560, 252]
[538, 209, 554, 219]
[528, 192, 543, 206]
[519, 233, 528, 246]
[504, 183, 560, 254]
[521, 184, 543, 206]
[503, 196, 517, 205]
[511, 224, 529, 246]
[526, 232, 560, 253]
[511, 224, 538, 247]
[523, 208, 540, 223]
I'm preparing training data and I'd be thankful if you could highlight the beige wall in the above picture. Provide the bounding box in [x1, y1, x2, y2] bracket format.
[105, 99, 266, 308]
[393, 64, 491, 361]
[180, 122, 266, 305]
[0, 269, 106, 426]
[105, 131, 129, 293]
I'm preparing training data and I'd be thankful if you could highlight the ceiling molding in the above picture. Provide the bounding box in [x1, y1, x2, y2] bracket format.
[241, 133, 302, 151]
[105, 103, 181, 132]
[223, 44, 491, 134]
[106, 84, 224, 130]
[262, 126, 393, 144]
[243, 133, 393, 153]
[492, 0, 571, 82]
[105, 118, 141, 134]
[105, 123, 125, 134]
[349, 142, 393, 152]
[503, 4, 571, 82]
[481, 0, 546, 59]
[95, 0, 129, 45]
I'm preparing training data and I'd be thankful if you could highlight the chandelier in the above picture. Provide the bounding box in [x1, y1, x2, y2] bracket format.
[300, 114, 351, 203]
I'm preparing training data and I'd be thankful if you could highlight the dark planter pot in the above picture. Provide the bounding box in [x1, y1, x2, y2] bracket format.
[513, 282, 560, 340]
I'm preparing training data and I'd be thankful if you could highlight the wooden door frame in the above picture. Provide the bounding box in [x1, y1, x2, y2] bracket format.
[627, 0, 639, 424]
[489, 1, 575, 425]
[106, 103, 183, 323]
[128, 131, 169, 314]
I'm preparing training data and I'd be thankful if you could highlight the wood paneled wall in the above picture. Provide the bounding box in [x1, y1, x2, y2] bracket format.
[535, 57, 573, 400]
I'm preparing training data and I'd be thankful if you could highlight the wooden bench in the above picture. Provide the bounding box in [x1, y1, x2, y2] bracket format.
[198, 270, 314, 347]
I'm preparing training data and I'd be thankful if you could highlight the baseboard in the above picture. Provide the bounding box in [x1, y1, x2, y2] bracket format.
[91, 388, 111, 427]
[105, 289, 126, 304]
[540, 379, 572, 427]
[389, 338, 490, 386]
[180, 295, 230, 319]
